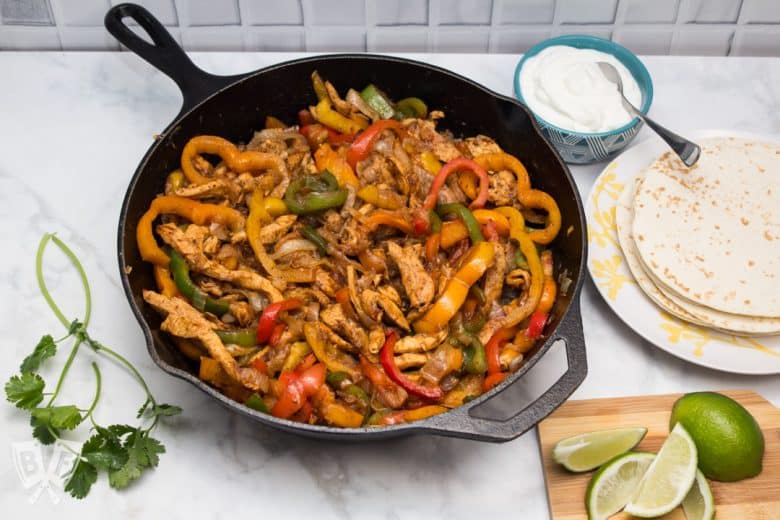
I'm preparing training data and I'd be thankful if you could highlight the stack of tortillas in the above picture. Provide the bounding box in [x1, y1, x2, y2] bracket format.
[616, 136, 780, 336]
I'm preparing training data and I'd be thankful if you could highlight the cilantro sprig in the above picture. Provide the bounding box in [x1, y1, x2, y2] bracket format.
[5, 233, 181, 499]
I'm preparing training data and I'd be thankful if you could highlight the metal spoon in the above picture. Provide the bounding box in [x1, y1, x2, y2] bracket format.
[597, 61, 701, 167]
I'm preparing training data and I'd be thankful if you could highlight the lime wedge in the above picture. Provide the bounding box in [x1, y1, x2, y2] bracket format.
[553, 427, 648, 472]
[682, 469, 715, 520]
[624, 423, 698, 517]
[585, 452, 655, 520]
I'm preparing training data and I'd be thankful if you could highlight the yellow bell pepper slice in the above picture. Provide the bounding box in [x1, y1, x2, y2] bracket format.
[420, 151, 442, 175]
[263, 196, 288, 217]
[439, 209, 511, 248]
[494, 207, 544, 327]
[414, 241, 495, 333]
[404, 405, 447, 422]
[313, 98, 365, 135]
[356, 185, 403, 209]
[304, 322, 361, 380]
[281, 341, 312, 372]
[314, 143, 360, 188]
[322, 402, 364, 428]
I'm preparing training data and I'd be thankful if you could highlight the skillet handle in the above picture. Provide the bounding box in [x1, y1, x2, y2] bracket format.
[422, 299, 588, 442]
[105, 3, 241, 115]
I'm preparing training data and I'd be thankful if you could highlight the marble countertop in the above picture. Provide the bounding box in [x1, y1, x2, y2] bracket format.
[1, 51, 778, 519]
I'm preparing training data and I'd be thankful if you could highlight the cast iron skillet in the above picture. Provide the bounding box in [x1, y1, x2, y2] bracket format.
[106, 3, 588, 442]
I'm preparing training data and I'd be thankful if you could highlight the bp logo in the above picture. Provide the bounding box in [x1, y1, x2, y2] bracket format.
[12, 441, 78, 503]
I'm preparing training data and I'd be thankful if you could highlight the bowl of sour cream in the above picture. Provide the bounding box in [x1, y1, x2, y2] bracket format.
[514, 35, 653, 164]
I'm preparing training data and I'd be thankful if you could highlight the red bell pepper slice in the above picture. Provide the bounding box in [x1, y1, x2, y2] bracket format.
[483, 372, 508, 392]
[298, 109, 315, 126]
[300, 124, 354, 146]
[347, 119, 402, 168]
[380, 330, 443, 400]
[256, 298, 302, 344]
[525, 311, 548, 339]
[268, 323, 286, 348]
[271, 362, 326, 419]
[482, 219, 499, 242]
[422, 157, 490, 211]
[485, 327, 515, 375]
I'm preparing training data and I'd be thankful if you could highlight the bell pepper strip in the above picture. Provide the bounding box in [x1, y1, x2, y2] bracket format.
[424, 232, 441, 263]
[167, 169, 185, 193]
[180, 135, 286, 186]
[244, 393, 270, 413]
[414, 241, 495, 333]
[395, 97, 428, 119]
[251, 357, 268, 375]
[525, 250, 557, 339]
[437, 203, 485, 243]
[380, 331, 444, 400]
[271, 362, 326, 419]
[359, 355, 407, 404]
[284, 171, 347, 215]
[215, 328, 257, 347]
[298, 109, 315, 126]
[263, 196, 288, 217]
[525, 311, 548, 340]
[458, 170, 478, 200]
[314, 143, 360, 188]
[256, 298, 302, 344]
[356, 185, 404, 210]
[420, 151, 442, 175]
[153, 265, 179, 298]
[485, 326, 518, 374]
[494, 207, 544, 328]
[264, 115, 286, 129]
[483, 372, 508, 392]
[482, 219, 499, 242]
[334, 287, 360, 323]
[423, 157, 490, 212]
[360, 84, 396, 120]
[321, 399, 364, 428]
[137, 195, 245, 267]
[268, 323, 286, 348]
[459, 333, 487, 375]
[312, 98, 365, 135]
[473, 152, 561, 244]
[463, 311, 487, 335]
[168, 249, 230, 315]
[300, 225, 329, 256]
[311, 71, 329, 102]
[326, 370, 351, 389]
[347, 119, 403, 168]
[305, 323, 361, 380]
[282, 341, 313, 373]
[378, 404, 447, 426]
[438, 209, 510, 249]
[364, 210, 414, 235]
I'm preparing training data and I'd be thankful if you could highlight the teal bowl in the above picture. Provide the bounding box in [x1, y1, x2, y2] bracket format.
[514, 35, 653, 164]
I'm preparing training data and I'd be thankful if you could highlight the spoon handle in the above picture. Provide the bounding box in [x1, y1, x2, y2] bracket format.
[621, 100, 701, 167]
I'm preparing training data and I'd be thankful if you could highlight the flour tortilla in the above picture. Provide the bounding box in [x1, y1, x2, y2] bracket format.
[632, 137, 780, 317]
[616, 171, 780, 335]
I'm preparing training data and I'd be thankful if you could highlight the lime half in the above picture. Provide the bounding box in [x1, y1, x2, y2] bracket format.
[624, 423, 698, 517]
[585, 452, 655, 520]
[553, 427, 648, 472]
[682, 469, 715, 520]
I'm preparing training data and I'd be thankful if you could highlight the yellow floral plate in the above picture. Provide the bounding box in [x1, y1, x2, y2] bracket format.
[586, 132, 780, 375]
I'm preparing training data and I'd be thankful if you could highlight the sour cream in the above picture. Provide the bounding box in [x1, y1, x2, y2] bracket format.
[519, 45, 642, 133]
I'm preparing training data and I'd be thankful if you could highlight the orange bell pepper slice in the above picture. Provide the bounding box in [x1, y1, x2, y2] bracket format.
[439, 209, 511, 248]
[314, 143, 360, 188]
[180, 135, 286, 186]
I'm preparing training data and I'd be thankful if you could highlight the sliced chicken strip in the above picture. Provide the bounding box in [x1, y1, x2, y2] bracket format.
[483, 243, 506, 307]
[174, 179, 241, 202]
[320, 304, 368, 352]
[386, 242, 435, 309]
[394, 330, 448, 354]
[393, 353, 428, 370]
[362, 288, 410, 331]
[157, 222, 283, 302]
[143, 290, 267, 392]
[258, 214, 297, 244]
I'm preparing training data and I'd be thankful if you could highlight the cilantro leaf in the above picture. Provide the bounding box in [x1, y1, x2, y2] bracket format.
[30, 405, 83, 430]
[108, 430, 166, 489]
[149, 403, 182, 418]
[134, 435, 165, 468]
[5, 373, 44, 409]
[82, 433, 128, 471]
[20, 335, 57, 373]
[64, 460, 97, 499]
[30, 415, 58, 445]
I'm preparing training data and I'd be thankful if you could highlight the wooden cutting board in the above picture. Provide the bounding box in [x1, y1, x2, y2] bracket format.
[537, 390, 780, 520]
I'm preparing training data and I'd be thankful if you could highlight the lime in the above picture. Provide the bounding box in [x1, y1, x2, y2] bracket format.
[670, 391, 764, 481]
[682, 469, 715, 520]
[624, 423, 698, 517]
[585, 451, 655, 520]
[552, 427, 648, 472]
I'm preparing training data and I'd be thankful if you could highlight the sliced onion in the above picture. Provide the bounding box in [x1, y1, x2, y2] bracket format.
[256, 128, 308, 148]
[559, 270, 572, 296]
[340, 184, 356, 217]
[346, 88, 380, 121]
[271, 239, 317, 260]
[248, 292, 267, 312]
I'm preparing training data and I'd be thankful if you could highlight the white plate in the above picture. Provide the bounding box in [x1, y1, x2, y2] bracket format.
[586, 131, 780, 375]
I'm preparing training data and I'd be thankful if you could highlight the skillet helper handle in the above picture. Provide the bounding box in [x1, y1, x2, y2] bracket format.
[105, 3, 236, 114]
[423, 299, 588, 442]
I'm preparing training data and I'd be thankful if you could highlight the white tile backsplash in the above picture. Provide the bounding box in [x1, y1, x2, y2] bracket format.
[436, 0, 493, 26]
[375, 0, 428, 26]
[557, 0, 618, 24]
[239, 0, 302, 25]
[494, 0, 554, 25]
[182, 0, 239, 26]
[51, 0, 110, 27]
[1, 0, 779, 56]
[306, 0, 365, 26]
